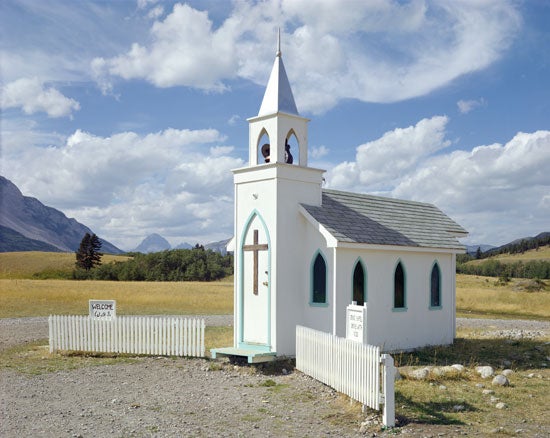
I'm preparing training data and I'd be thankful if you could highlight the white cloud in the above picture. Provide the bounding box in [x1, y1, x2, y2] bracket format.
[328, 118, 550, 246]
[310, 145, 329, 159]
[228, 114, 241, 126]
[457, 98, 486, 114]
[147, 5, 164, 20]
[1, 78, 80, 118]
[2, 125, 243, 250]
[92, 0, 521, 113]
[93, 3, 237, 91]
[327, 116, 450, 192]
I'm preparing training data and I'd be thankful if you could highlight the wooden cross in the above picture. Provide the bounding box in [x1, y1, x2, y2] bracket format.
[243, 229, 268, 295]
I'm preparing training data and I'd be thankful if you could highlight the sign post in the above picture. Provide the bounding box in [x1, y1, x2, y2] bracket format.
[89, 300, 116, 320]
[346, 302, 367, 343]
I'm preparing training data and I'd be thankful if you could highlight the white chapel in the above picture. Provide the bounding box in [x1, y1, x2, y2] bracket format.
[212, 39, 467, 363]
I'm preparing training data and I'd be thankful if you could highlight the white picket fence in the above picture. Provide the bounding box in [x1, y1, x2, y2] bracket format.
[49, 315, 205, 357]
[296, 325, 395, 427]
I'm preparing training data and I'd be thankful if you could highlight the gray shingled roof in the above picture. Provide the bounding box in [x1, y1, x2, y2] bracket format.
[301, 189, 467, 250]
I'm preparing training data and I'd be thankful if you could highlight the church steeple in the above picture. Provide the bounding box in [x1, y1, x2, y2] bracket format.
[258, 30, 299, 117]
[248, 31, 309, 167]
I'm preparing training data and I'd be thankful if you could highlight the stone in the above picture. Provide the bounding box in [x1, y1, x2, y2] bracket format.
[502, 360, 512, 367]
[495, 402, 507, 409]
[492, 374, 509, 386]
[502, 369, 514, 377]
[439, 385, 447, 391]
[411, 367, 430, 380]
[482, 389, 495, 395]
[490, 396, 500, 403]
[451, 364, 465, 372]
[475, 383, 484, 388]
[452, 405, 465, 412]
[476, 366, 494, 378]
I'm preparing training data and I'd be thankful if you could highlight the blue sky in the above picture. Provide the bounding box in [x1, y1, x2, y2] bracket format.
[1, 0, 549, 251]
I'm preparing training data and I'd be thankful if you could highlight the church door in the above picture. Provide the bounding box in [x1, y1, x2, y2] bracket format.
[241, 219, 271, 347]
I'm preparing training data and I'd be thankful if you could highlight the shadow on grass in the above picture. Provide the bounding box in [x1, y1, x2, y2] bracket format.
[395, 393, 476, 426]
[394, 337, 549, 370]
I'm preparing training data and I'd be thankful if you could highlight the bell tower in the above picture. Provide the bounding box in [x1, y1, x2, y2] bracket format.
[247, 30, 309, 167]
[214, 32, 325, 362]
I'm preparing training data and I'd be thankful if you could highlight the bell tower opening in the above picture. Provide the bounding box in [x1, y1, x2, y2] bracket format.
[285, 130, 300, 165]
[257, 130, 271, 164]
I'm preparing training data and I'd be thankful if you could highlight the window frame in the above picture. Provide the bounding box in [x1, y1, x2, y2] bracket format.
[351, 258, 367, 306]
[310, 250, 328, 306]
[429, 261, 442, 309]
[393, 260, 407, 311]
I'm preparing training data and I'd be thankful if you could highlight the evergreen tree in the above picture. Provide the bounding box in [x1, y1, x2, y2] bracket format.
[75, 233, 103, 270]
[475, 246, 482, 259]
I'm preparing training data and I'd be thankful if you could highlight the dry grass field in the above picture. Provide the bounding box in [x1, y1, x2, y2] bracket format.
[0, 250, 549, 320]
[0, 251, 130, 279]
[456, 274, 549, 320]
[0, 279, 233, 318]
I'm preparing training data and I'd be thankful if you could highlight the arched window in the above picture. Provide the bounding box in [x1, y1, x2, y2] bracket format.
[352, 260, 366, 306]
[285, 130, 299, 165]
[430, 262, 441, 308]
[394, 261, 406, 309]
[311, 252, 327, 305]
[257, 129, 270, 164]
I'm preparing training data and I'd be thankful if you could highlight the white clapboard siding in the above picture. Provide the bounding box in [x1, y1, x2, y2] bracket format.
[296, 325, 395, 427]
[49, 315, 205, 358]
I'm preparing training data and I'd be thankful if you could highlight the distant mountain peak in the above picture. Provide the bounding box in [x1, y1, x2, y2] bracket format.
[134, 233, 171, 253]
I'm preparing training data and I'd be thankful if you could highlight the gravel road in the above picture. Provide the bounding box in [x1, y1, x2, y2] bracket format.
[1, 316, 548, 437]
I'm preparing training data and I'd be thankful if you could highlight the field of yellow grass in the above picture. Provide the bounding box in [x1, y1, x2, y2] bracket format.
[0, 279, 233, 318]
[456, 274, 549, 319]
[0, 251, 130, 279]
[0, 252, 548, 320]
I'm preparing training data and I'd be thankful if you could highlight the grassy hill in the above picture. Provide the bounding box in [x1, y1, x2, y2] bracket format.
[0, 252, 130, 279]
[458, 244, 550, 279]
[468, 245, 550, 264]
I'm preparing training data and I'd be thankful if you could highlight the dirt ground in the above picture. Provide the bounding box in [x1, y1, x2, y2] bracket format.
[1, 317, 548, 437]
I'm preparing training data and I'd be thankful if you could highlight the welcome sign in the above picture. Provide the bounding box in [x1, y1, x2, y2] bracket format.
[89, 300, 116, 320]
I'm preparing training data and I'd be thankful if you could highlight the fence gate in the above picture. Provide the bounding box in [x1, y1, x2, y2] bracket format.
[296, 325, 395, 427]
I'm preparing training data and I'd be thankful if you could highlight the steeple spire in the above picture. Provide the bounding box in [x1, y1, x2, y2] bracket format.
[276, 27, 281, 57]
[258, 29, 298, 117]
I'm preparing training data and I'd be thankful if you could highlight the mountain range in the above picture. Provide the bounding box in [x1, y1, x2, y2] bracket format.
[133, 233, 230, 254]
[0, 176, 123, 254]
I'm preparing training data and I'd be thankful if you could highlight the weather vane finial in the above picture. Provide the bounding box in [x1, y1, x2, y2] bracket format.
[276, 27, 281, 57]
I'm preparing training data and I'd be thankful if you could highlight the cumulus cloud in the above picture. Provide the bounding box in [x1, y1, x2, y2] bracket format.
[327, 118, 550, 246]
[93, 3, 237, 92]
[92, 0, 521, 113]
[2, 125, 243, 250]
[1, 77, 80, 118]
[457, 98, 486, 114]
[327, 116, 450, 192]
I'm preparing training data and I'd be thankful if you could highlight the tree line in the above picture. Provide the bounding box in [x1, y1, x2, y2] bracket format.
[74, 235, 233, 281]
[456, 258, 550, 280]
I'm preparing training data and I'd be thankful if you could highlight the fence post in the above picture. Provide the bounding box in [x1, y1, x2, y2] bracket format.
[380, 353, 395, 427]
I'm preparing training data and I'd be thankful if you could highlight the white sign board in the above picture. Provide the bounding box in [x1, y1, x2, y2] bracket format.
[89, 300, 116, 320]
[346, 303, 366, 343]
